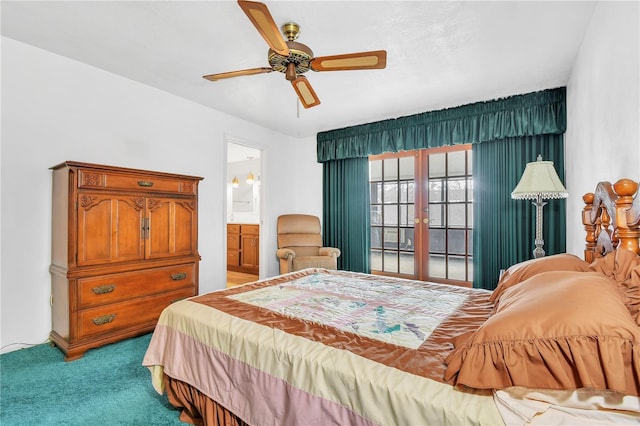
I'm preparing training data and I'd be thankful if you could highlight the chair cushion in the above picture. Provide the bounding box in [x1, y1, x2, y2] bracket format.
[278, 234, 323, 249]
[277, 214, 321, 234]
[293, 256, 337, 271]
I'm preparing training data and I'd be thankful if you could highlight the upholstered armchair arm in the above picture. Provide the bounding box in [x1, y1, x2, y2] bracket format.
[318, 247, 341, 258]
[276, 248, 296, 260]
[276, 248, 295, 275]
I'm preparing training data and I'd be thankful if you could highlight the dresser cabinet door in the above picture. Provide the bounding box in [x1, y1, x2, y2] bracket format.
[77, 193, 145, 266]
[146, 197, 197, 259]
[240, 225, 259, 269]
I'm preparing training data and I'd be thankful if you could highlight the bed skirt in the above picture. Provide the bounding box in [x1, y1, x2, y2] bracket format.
[164, 374, 248, 426]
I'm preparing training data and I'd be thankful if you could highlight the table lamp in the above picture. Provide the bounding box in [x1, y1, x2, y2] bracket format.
[511, 155, 568, 258]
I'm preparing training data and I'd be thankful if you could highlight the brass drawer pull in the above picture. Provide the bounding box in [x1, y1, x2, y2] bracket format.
[92, 314, 116, 326]
[92, 284, 116, 295]
[138, 180, 154, 187]
[171, 272, 187, 281]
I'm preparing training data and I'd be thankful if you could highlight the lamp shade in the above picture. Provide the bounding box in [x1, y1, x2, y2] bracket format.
[246, 172, 254, 184]
[511, 155, 568, 200]
[231, 176, 239, 188]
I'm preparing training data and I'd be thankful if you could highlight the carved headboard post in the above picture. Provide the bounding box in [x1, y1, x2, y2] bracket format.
[613, 179, 640, 255]
[582, 192, 597, 263]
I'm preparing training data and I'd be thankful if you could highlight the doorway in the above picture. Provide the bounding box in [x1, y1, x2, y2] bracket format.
[369, 144, 473, 286]
[226, 141, 261, 287]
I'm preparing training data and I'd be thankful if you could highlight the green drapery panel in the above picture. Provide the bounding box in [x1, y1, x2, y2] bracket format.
[317, 88, 566, 162]
[473, 135, 566, 289]
[322, 157, 371, 273]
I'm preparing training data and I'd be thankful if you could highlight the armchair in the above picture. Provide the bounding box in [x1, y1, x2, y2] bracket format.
[276, 214, 341, 274]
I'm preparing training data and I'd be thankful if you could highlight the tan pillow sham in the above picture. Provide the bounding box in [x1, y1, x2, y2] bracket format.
[445, 271, 640, 396]
[589, 248, 640, 324]
[489, 253, 591, 303]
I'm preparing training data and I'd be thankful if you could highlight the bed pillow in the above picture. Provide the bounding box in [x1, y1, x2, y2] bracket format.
[489, 253, 591, 303]
[589, 248, 640, 324]
[445, 271, 640, 396]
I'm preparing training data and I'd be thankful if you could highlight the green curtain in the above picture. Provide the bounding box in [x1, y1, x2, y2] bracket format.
[317, 88, 566, 162]
[473, 135, 566, 289]
[318, 87, 567, 284]
[322, 157, 371, 273]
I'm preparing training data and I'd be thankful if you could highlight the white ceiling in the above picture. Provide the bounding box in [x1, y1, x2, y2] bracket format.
[1, 1, 596, 138]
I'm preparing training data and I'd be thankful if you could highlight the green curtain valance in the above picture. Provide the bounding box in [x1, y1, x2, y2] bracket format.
[317, 87, 566, 162]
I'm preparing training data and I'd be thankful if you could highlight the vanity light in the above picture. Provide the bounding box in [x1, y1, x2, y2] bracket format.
[232, 177, 240, 188]
[246, 172, 254, 184]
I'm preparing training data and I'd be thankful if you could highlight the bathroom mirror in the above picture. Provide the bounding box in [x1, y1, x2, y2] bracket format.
[227, 142, 261, 224]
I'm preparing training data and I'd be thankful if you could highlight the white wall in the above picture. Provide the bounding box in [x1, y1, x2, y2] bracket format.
[0, 37, 322, 353]
[565, 1, 640, 256]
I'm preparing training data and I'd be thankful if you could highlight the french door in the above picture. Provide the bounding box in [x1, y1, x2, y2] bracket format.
[369, 145, 473, 286]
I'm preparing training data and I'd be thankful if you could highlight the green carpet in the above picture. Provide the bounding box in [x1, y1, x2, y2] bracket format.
[0, 333, 184, 425]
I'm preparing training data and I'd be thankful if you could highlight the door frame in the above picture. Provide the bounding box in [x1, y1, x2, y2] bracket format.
[369, 144, 472, 287]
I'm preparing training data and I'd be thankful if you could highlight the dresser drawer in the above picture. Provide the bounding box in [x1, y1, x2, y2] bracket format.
[78, 264, 196, 308]
[241, 224, 259, 235]
[227, 250, 240, 267]
[227, 224, 240, 234]
[227, 233, 240, 249]
[77, 288, 194, 339]
[78, 170, 195, 194]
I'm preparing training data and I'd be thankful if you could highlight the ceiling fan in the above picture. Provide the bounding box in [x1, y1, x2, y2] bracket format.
[203, 0, 387, 109]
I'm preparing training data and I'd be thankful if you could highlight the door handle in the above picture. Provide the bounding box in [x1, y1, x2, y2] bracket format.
[423, 218, 430, 223]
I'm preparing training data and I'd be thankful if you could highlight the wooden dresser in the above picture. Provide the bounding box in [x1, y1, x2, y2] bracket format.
[227, 224, 259, 275]
[49, 161, 203, 361]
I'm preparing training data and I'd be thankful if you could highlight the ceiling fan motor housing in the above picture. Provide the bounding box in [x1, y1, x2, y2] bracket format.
[268, 23, 313, 77]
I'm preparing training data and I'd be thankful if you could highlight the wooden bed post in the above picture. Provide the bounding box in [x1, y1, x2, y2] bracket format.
[613, 179, 640, 255]
[582, 192, 596, 263]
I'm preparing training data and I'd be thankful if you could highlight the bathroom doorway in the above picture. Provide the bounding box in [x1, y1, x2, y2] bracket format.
[226, 141, 262, 287]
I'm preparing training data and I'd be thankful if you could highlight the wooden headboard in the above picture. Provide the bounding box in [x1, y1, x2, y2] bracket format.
[583, 178, 640, 263]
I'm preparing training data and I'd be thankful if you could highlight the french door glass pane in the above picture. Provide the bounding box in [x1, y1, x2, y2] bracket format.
[400, 252, 415, 274]
[383, 183, 397, 204]
[448, 150, 466, 176]
[448, 230, 466, 255]
[429, 254, 446, 278]
[448, 204, 466, 227]
[447, 179, 466, 202]
[385, 251, 398, 272]
[429, 154, 446, 178]
[429, 229, 445, 253]
[448, 256, 466, 280]
[383, 206, 397, 225]
[383, 159, 398, 180]
[371, 204, 382, 225]
[429, 205, 444, 227]
[399, 157, 414, 179]
[370, 182, 382, 204]
[429, 180, 444, 202]
[370, 160, 383, 181]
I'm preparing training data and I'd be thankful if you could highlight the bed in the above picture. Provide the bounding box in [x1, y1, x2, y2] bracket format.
[143, 178, 640, 425]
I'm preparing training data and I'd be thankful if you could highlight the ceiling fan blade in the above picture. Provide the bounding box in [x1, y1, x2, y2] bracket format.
[238, 0, 289, 56]
[291, 76, 320, 109]
[203, 67, 273, 81]
[310, 50, 387, 72]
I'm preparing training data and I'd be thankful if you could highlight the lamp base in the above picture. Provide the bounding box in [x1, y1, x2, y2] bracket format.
[532, 195, 547, 259]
